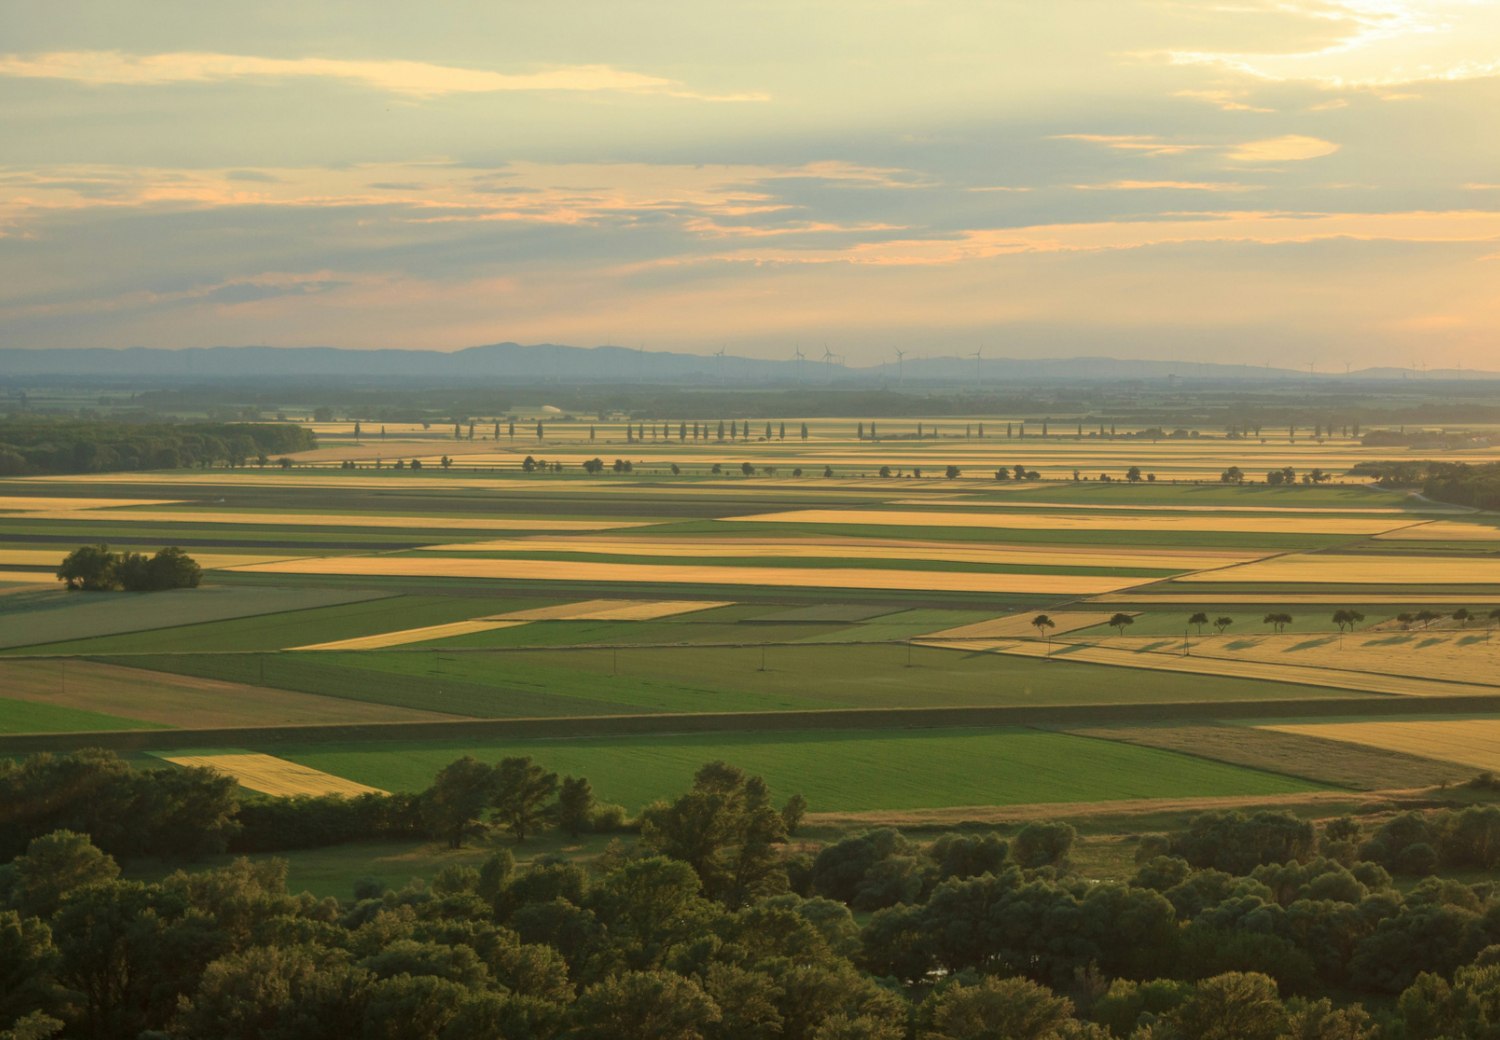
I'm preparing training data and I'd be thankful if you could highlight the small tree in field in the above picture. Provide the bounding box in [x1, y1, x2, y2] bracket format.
[493, 756, 558, 842]
[1188, 612, 1209, 635]
[1032, 613, 1056, 655]
[1263, 612, 1293, 634]
[1415, 609, 1440, 629]
[1332, 609, 1365, 633]
[1214, 616, 1233, 635]
[1454, 608, 1473, 627]
[1109, 613, 1134, 636]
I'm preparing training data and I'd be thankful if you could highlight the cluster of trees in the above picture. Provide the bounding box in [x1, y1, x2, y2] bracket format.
[1353, 460, 1500, 510]
[0, 421, 313, 475]
[15, 788, 1500, 1038]
[54, 545, 202, 592]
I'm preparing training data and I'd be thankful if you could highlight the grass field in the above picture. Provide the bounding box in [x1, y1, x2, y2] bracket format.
[276, 727, 1328, 811]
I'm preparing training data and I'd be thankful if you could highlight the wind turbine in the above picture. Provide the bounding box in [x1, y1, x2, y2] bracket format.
[792, 346, 805, 380]
[969, 346, 983, 381]
[893, 347, 905, 384]
[714, 347, 726, 385]
[822, 345, 839, 366]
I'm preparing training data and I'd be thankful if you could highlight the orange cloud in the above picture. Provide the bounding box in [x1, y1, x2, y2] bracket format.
[1224, 135, 1339, 163]
[0, 50, 766, 101]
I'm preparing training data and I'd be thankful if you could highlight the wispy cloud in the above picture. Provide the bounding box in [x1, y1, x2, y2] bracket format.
[1051, 134, 1206, 157]
[1073, 180, 1259, 192]
[0, 50, 767, 101]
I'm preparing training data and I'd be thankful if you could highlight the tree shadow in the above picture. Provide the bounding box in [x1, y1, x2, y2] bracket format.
[1459, 634, 1489, 646]
[1226, 639, 1263, 650]
[1139, 640, 1176, 652]
[1285, 635, 1338, 653]
[1416, 637, 1449, 650]
[1365, 634, 1415, 646]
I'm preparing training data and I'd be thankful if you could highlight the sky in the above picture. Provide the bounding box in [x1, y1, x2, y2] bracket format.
[2, 0, 1499, 368]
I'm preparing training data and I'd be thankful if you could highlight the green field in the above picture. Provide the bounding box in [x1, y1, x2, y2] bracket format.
[279, 727, 1328, 811]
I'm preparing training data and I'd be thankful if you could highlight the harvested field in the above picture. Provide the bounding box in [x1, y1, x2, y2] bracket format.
[235, 555, 1140, 595]
[1177, 553, 1500, 585]
[925, 611, 1131, 640]
[430, 535, 1264, 572]
[163, 753, 386, 797]
[1089, 592, 1500, 605]
[492, 599, 735, 621]
[1099, 631, 1500, 690]
[295, 619, 530, 651]
[1377, 522, 1500, 541]
[0, 570, 58, 584]
[1262, 719, 1500, 774]
[0, 659, 454, 726]
[940, 638, 1500, 698]
[1071, 724, 1464, 789]
[0, 549, 304, 570]
[884, 499, 1423, 515]
[27, 509, 650, 532]
[0, 496, 184, 511]
[725, 509, 1410, 536]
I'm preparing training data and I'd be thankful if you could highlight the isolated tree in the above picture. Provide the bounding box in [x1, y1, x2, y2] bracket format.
[1127, 466, 1142, 483]
[1109, 613, 1135, 636]
[945, 465, 961, 479]
[557, 776, 596, 838]
[1189, 612, 1209, 635]
[536, 421, 544, 440]
[1454, 608, 1473, 627]
[1032, 614, 1056, 655]
[824, 466, 834, 478]
[879, 466, 892, 478]
[781, 793, 808, 836]
[1490, 607, 1500, 630]
[1221, 466, 1244, 484]
[670, 463, 681, 476]
[1415, 609, 1440, 629]
[800, 423, 809, 440]
[493, 756, 559, 842]
[1263, 612, 1293, 634]
[1214, 616, 1233, 635]
[1396, 612, 1415, 630]
[56, 544, 119, 591]
[740, 461, 755, 477]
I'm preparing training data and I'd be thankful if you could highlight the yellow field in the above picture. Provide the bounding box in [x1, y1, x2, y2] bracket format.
[1097, 631, 1500, 689]
[885, 498, 1420, 515]
[237, 555, 1138, 595]
[924, 611, 1131, 640]
[29, 509, 649, 532]
[1261, 720, 1500, 773]
[293, 619, 529, 651]
[0, 570, 60, 584]
[1378, 521, 1500, 541]
[1090, 592, 1500, 605]
[934, 638, 1500, 697]
[163, 753, 385, 797]
[0, 549, 305, 570]
[0, 495, 184, 511]
[725, 509, 1410, 536]
[1178, 553, 1500, 585]
[428, 535, 1264, 572]
[492, 598, 733, 621]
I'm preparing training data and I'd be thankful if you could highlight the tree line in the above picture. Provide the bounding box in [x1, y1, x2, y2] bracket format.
[0, 420, 315, 475]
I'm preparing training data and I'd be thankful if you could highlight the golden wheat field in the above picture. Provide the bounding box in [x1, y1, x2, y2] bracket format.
[0, 549, 303, 570]
[162, 753, 385, 797]
[0, 495, 184, 511]
[1089, 592, 1500, 605]
[237, 555, 1138, 595]
[1096, 632, 1500, 689]
[29, 509, 650, 532]
[725, 509, 1411, 536]
[924, 611, 1131, 640]
[294, 619, 530, 651]
[0, 570, 62, 585]
[492, 599, 734, 621]
[952, 638, 1500, 697]
[1178, 553, 1500, 585]
[427, 535, 1265, 572]
[1260, 720, 1500, 773]
[1377, 521, 1500, 541]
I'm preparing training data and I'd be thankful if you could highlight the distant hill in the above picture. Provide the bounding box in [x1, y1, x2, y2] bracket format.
[1, 342, 1494, 385]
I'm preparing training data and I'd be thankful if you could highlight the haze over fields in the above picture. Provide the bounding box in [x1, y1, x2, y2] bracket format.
[4, 1, 1500, 369]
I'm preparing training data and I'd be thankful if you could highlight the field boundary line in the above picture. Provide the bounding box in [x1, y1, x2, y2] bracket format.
[6, 694, 1500, 753]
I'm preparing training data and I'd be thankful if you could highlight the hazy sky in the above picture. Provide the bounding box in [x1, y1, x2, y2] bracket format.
[3, 0, 1499, 366]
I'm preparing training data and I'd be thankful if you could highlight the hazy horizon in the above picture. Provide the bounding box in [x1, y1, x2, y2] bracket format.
[4, 1, 1499, 367]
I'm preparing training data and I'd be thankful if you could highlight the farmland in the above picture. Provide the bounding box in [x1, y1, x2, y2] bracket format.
[3, 417, 1499, 821]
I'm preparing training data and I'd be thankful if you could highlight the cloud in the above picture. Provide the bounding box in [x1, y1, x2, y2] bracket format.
[1073, 180, 1258, 192]
[1052, 134, 1206, 157]
[1174, 89, 1275, 113]
[1224, 134, 1340, 163]
[0, 50, 766, 101]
